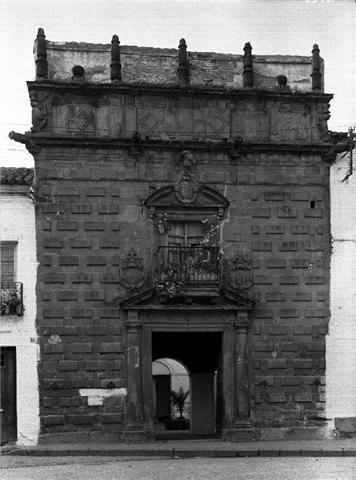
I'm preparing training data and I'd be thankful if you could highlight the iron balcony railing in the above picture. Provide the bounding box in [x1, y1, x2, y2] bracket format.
[0, 282, 24, 316]
[155, 246, 222, 296]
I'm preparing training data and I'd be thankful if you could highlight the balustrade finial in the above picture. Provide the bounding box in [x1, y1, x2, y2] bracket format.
[35, 27, 48, 80]
[177, 38, 190, 85]
[243, 42, 254, 88]
[111, 34, 122, 82]
[311, 44, 322, 91]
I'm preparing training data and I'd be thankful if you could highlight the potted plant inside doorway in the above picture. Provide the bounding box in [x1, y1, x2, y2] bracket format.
[168, 387, 190, 430]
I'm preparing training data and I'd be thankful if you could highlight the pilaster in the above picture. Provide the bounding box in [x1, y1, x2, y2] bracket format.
[123, 311, 146, 441]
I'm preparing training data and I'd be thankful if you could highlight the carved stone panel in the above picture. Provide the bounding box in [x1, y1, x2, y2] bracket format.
[192, 99, 230, 139]
[270, 103, 310, 142]
[67, 105, 95, 134]
[137, 97, 168, 138]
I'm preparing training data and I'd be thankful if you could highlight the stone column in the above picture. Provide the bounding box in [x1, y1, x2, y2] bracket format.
[222, 324, 234, 432]
[124, 312, 145, 439]
[234, 323, 250, 424]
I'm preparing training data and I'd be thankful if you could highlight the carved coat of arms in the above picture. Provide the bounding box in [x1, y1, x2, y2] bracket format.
[174, 150, 199, 204]
[120, 248, 145, 291]
[175, 172, 199, 204]
[227, 253, 253, 291]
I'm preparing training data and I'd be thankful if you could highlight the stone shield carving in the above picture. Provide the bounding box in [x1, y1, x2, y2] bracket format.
[175, 172, 199, 204]
[120, 248, 145, 291]
[174, 150, 199, 204]
[227, 253, 252, 291]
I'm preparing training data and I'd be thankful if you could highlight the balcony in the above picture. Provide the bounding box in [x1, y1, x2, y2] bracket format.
[155, 246, 222, 299]
[1, 282, 23, 316]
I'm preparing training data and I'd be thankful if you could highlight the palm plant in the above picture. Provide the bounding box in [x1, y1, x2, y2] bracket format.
[170, 387, 190, 418]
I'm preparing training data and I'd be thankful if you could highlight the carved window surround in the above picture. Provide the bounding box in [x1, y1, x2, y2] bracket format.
[144, 157, 229, 298]
[145, 184, 229, 222]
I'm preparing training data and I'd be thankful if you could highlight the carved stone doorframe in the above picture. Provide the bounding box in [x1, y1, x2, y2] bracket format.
[122, 307, 254, 442]
[122, 311, 146, 442]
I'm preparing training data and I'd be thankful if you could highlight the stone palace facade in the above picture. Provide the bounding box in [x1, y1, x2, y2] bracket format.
[8, 29, 350, 442]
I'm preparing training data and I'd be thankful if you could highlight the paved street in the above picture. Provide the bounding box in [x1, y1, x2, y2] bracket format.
[0, 456, 355, 480]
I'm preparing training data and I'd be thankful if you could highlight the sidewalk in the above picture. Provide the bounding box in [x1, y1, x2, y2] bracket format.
[2, 438, 356, 458]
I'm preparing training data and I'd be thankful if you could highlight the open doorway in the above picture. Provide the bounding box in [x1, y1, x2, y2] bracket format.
[152, 332, 222, 438]
[152, 358, 190, 431]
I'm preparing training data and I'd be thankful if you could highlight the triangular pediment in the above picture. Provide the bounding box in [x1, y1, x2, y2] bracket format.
[120, 287, 254, 311]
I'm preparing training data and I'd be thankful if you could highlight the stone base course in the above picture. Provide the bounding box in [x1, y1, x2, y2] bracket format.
[2, 436, 356, 458]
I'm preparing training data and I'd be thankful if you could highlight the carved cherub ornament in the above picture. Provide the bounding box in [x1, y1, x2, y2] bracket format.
[30, 94, 48, 132]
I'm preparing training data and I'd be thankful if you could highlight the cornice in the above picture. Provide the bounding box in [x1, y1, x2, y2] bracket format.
[29, 133, 334, 157]
[27, 80, 334, 103]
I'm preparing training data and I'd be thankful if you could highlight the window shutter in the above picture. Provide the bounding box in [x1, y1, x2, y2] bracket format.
[0, 244, 15, 283]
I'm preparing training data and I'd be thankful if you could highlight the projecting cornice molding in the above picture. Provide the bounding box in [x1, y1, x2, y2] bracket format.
[16, 134, 336, 158]
[27, 80, 334, 102]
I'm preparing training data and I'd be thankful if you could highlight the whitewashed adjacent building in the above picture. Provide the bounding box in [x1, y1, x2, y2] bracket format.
[327, 150, 356, 434]
[0, 167, 40, 445]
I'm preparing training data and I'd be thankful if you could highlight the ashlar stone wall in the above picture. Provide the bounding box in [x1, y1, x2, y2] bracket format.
[33, 144, 330, 436]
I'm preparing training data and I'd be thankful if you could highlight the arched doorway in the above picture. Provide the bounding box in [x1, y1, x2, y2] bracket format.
[152, 358, 190, 431]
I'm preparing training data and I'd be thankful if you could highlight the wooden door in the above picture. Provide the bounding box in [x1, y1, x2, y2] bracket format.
[0, 347, 17, 444]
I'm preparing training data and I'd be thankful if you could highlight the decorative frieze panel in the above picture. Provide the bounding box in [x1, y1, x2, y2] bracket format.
[270, 103, 311, 142]
[137, 97, 167, 137]
[192, 99, 230, 139]
[67, 105, 96, 134]
[29, 86, 332, 145]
